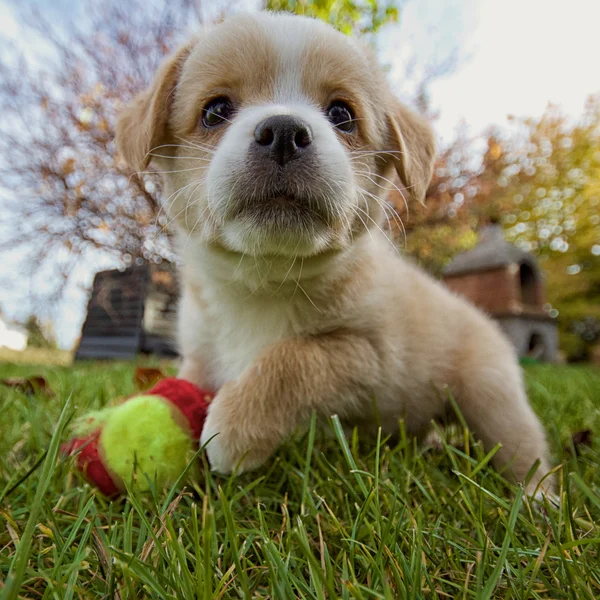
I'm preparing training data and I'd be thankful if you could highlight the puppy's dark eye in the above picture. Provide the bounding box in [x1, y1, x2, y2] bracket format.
[202, 97, 234, 128]
[327, 101, 355, 132]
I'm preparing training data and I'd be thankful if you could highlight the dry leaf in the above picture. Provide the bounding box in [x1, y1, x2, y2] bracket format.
[133, 367, 165, 391]
[0, 376, 55, 397]
[568, 429, 593, 456]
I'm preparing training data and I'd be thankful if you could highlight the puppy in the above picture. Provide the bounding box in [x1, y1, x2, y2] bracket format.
[117, 12, 553, 495]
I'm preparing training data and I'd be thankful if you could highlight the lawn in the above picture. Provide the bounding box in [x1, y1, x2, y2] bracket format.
[1, 360, 599, 599]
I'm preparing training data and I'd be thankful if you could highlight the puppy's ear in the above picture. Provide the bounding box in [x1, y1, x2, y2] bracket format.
[116, 41, 195, 171]
[386, 101, 436, 205]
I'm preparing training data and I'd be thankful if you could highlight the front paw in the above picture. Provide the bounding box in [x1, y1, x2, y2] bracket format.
[199, 391, 273, 475]
[199, 401, 238, 474]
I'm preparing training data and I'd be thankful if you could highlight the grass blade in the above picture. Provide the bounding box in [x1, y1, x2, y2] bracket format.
[3, 394, 73, 600]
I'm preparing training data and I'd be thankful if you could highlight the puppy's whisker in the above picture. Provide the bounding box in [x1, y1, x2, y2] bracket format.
[137, 164, 211, 177]
[332, 117, 363, 128]
[368, 170, 412, 220]
[161, 180, 206, 236]
[256, 259, 269, 295]
[350, 149, 407, 157]
[351, 161, 411, 220]
[198, 108, 235, 126]
[146, 154, 214, 162]
[142, 143, 216, 166]
[349, 202, 377, 248]
[353, 169, 410, 220]
[150, 142, 217, 155]
[154, 178, 206, 232]
[173, 135, 219, 154]
[356, 181, 395, 235]
[357, 182, 403, 230]
[350, 150, 434, 196]
[290, 256, 321, 314]
[150, 143, 216, 152]
[349, 158, 373, 170]
[273, 241, 302, 295]
[174, 134, 218, 149]
[293, 277, 323, 314]
[233, 248, 248, 279]
[308, 173, 347, 226]
[290, 256, 304, 302]
[184, 196, 213, 250]
[354, 202, 400, 255]
[358, 186, 407, 249]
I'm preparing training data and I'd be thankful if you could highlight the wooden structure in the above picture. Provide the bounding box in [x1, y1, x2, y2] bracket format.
[443, 225, 558, 361]
[75, 262, 179, 360]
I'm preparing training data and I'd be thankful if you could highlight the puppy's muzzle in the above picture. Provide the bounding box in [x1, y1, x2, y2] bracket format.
[253, 115, 313, 166]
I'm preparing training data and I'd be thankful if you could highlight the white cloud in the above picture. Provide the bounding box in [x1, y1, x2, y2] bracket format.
[0, 2, 18, 39]
[0, 315, 27, 351]
[428, 0, 600, 140]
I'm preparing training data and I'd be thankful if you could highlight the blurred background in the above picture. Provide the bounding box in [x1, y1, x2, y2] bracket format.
[0, 0, 598, 364]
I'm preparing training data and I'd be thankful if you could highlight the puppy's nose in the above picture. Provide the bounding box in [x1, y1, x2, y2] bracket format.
[254, 115, 313, 166]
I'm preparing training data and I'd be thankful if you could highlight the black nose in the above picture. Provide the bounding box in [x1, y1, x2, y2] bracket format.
[254, 115, 313, 166]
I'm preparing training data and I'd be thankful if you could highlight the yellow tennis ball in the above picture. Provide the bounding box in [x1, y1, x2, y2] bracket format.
[100, 395, 196, 491]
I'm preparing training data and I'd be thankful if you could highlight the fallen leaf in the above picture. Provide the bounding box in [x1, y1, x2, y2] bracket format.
[568, 430, 593, 456]
[133, 367, 165, 391]
[0, 376, 55, 397]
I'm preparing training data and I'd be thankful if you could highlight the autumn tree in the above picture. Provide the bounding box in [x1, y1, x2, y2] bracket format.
[388, 124, 481, 274]
[0, 0, 205, 298]
[391, 99, 600, 359]
[267, 0, 399, 34]
[475, 99, 600, 358]
[0, 0, 405, 302]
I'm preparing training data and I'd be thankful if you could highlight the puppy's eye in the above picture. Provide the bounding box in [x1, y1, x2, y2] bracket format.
[327, 101, 355, 133]
[202, 97, 234, 128]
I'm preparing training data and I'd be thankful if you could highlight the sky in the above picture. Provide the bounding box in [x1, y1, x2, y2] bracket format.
[0, 0, 599, 348]
[380, 0, 600, 142]
[425, 0, 600, 142]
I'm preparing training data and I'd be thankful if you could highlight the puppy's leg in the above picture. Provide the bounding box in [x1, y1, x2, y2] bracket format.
[200, 333, 381, 474]
[455, 361, 553, 496]
[176, 286, 213, 388]
[178, 357, 212, 389]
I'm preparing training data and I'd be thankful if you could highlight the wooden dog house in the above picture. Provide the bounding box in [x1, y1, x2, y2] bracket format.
[443, 225, 558, 361]
[75, 262, 179, 360]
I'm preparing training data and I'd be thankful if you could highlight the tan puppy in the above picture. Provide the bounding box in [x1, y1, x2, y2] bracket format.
[117, 12, 553, 495]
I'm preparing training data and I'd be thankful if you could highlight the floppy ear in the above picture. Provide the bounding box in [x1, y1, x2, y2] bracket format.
[116, 41, 195, 171]
[386, 101, 436, 205]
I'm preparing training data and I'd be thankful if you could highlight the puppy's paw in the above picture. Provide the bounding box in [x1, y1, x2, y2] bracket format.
[525, 475, 560, 510]
[199, 388, 273, 475]
[199, 407, 235, 474]
[421, 429, 445, 452]
[531, 489, 561, 510]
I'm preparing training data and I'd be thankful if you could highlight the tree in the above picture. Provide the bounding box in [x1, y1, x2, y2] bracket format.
[0, 0, 403, 303]
[265, 0, 399, 34]
[25, 315, 57, 349]
[391, 99, 600, 359]
[387, 123, 480, 274]
[474, 99, 600, 359]
[0, 0, 204, 299]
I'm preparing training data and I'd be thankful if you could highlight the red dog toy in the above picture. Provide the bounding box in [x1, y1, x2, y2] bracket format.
[62, 378, 214, 497]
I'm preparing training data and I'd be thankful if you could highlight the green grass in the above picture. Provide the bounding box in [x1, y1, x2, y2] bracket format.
[1, 361, 599, 599]
[0, 348, 72, 366]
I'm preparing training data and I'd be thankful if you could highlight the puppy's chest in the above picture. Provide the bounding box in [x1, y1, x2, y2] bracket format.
[207, 296, 301, 385]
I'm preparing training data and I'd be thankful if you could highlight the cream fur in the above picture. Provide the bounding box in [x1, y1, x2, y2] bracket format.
[117, 12, 553, 496]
